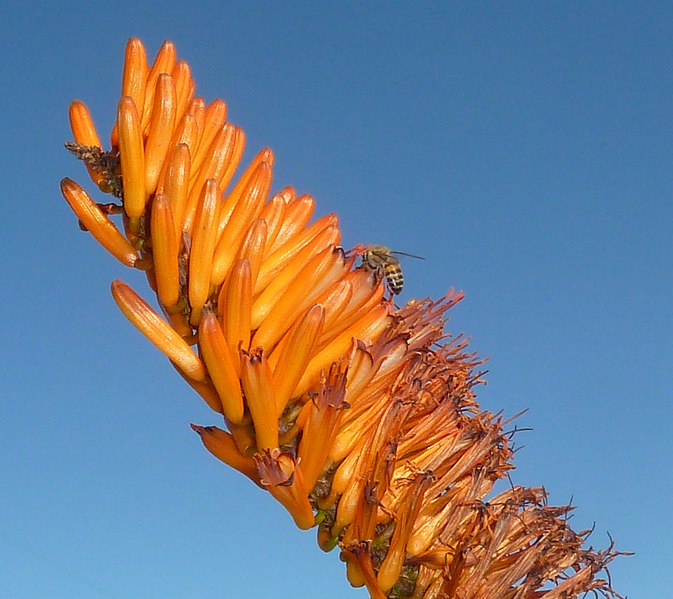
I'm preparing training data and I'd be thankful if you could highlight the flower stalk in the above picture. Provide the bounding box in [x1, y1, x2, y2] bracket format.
[60, 38, 627, 598]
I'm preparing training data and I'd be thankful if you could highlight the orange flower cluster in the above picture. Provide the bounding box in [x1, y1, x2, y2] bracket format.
[61, 38, 625, 598]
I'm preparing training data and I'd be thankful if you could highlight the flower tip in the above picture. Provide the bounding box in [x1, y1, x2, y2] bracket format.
[260, 147, 274, 167]
[160, 39, 176, 52]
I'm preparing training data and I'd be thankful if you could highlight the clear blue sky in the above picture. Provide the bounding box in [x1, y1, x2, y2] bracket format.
[2, 3, 670, 597]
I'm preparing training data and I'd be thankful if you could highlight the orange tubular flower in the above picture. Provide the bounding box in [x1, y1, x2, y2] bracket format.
[61, 38, 627, 599]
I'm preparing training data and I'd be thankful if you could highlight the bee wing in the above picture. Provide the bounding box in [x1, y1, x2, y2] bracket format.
[391, 250, 425, 260]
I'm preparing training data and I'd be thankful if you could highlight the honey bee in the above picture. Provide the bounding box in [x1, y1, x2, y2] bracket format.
[360, 245, 425, 295]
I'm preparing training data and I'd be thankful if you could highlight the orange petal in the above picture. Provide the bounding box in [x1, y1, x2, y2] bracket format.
[187, 96, 206, 137]
[254, 213, 339, 294]
[251, 247, 343, 351]
[211, 158, 273, 286]
[189, 98, 227, 181]
[170, 360, 222, 414]
[257, 192, 287, 252]
[317, 271, 385, 349]
[69, 100, 102, 148]
[333, 445, 368, 532]
[315, 278, 353, 332]
[296, 363, 347, 490]
[197, 124, 239, 184]
[197, 312, 244, 423]
[165, 310, 195, 342]
[235, 219, 267, 289]
[270, 304, 325, 416]
[265, 194, 315, 256]
[110, 37, 148, 147]
[150, 193, 180, 308]
[159, 142, 191, 240]
[68, 100, 109, 189]
[155, 113, 197, 197]
[60, 178, 138, 267]
[188, 179, 221, 324]
[215, 148, 272, 236]
[141, 40, 177, 134]
[182, 124, 239, 234]
[171, 60, 194, 125]
[295, 305, 391, 397]
[191, 424, 260, 485]
[251, 227, 340, 328]
[215, 126, 245, 192]
[240, 348, 278, 450]
[377, 475, 431, 593]
[218, 259, 253, 372]
[111, 279, 206, 381]
[117, 96, 146, 227]
[144, 74, 177, 196]
[254, 449, 315, 529]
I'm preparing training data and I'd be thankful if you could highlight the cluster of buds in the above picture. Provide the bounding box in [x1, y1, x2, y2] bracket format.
[60, 38, 625, 598]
